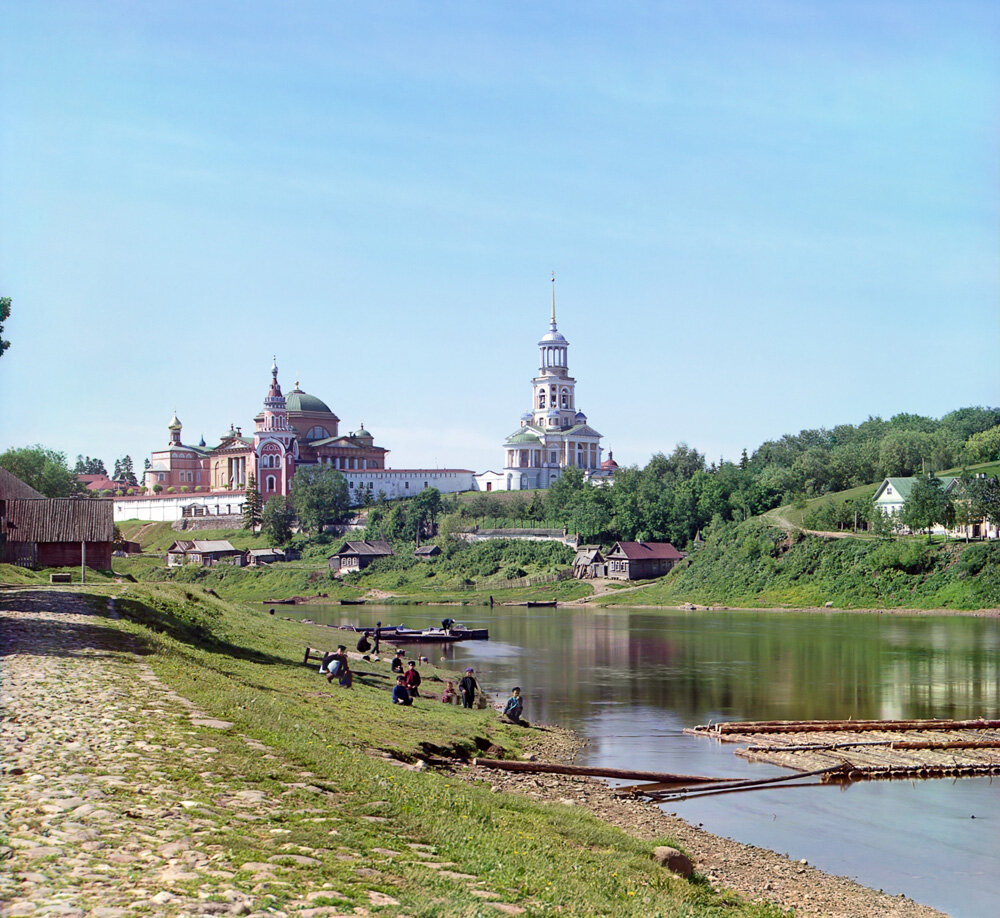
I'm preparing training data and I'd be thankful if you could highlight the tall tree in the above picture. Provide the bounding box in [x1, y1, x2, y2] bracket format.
[291, 466, 350, 533]
[74, 455, 108, 475]
[0, 445, 80, 497]
[243, 474, 263, 531]
[0, 296, 10, 359]
[901, 473, 951, 540]
[260, 495, 294, 544]
[117, 455, 138, 486]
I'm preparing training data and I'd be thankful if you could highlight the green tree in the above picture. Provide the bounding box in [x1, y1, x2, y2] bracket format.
[963, 425, 1000, 464]
[0, 296, 10, 359]
[261, 495, 294, 544]
[901, 473, 951, 541]
[74, 455, 108, 475]
[292, 466, 350, 533]
[116, 455, 138, 486]
[243, 474, 263, 531]
[0, 445, 80, 496]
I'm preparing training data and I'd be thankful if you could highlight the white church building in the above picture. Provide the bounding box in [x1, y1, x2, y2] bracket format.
[495, 290, 616, 490]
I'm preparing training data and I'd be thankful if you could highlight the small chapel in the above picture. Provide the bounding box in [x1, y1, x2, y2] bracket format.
[501, 286, 615, 490]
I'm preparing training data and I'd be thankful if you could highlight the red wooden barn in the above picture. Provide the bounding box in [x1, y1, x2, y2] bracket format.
[1, 492, 114, 570]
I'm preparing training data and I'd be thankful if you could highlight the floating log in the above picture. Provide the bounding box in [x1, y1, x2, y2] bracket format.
[471, 758, 727, 785]
[644, 763, 849, 800]
[697, 717, 1000, 735]
[891, 739, 1000, 751]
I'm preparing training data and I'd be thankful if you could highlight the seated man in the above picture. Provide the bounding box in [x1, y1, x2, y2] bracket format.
[325, 646, 349, 683]
[392, 675, 412, 706]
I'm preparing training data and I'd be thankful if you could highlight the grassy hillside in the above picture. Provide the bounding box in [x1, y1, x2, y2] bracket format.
[597, 520, 1000, 610]
[112, 531, 591, 605]
[41, 580, 781, 917]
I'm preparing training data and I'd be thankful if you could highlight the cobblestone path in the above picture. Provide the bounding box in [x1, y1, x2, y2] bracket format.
[0, 592, 525, 918]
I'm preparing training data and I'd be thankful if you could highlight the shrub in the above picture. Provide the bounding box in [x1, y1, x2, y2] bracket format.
[152, 484, 163, 494]
[166, 487, 176, 493]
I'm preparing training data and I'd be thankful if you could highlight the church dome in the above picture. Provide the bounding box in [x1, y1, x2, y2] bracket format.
[286, 387, 334, 415]
[575, 410, 587, 422]
[539, 326, 568, 346]
[601, 451, 619, 471]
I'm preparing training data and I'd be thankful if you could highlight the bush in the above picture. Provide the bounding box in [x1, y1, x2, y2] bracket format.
[957, 542, 1000, 576]
[152, 484, 163, 494]
[167, 487, 176, 493]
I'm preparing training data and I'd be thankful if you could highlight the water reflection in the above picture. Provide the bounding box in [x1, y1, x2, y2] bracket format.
[290, 604, 1000, 916]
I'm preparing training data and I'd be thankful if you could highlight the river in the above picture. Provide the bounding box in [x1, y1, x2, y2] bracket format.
[289, 603, 1000, 917]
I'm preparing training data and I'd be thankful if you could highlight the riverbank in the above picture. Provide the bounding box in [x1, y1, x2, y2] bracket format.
[1, 585, 946, 916]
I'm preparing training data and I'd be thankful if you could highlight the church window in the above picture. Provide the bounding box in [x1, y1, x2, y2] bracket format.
[538, 392, 545, 408]
[349, 481, 354, 488]
[561, 389, 568, 408]
[266, 475, 276, 491]
[158, 473, 164, 482]
[405, 482, 409, 489]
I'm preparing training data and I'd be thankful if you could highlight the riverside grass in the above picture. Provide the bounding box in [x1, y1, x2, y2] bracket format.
[52, 581, 782, 918]
[595, 519, 1000, 610]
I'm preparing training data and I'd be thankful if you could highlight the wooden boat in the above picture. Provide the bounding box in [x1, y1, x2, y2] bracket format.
[448, 626, 489, 640]
[526, 600, 557, 608]
[339, 599, 366, 605]
[382, 628, 463, 644]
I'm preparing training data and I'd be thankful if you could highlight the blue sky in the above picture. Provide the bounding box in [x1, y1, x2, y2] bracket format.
[2, 1, 998, 474]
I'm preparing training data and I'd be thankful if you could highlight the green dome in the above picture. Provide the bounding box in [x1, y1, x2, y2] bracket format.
[286, 389, 334, 415]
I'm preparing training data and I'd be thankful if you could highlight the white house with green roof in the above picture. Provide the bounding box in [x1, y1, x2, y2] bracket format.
[500, 286, 611, 490]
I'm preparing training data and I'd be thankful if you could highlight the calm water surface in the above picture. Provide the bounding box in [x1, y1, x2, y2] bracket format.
[292, 604, 1000, 918]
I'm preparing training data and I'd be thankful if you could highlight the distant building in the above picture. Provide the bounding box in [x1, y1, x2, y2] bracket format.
[166, 540, 246, 567]
[500, 285, 612, 490]
[414, 544, 441, 560]
[118, 359, 474, 521]
[873, 475, 1000, 539]
[572, 546, 606, 579]
[604, 541, 685, 581]
[328, 540, 394, 574]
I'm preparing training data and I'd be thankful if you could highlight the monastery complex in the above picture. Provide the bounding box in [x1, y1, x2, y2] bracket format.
[114, 296, 616, 522]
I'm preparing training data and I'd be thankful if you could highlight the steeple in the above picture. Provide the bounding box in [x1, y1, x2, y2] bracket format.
[168, 410, 182, 445]
[550, 271, 556, 328]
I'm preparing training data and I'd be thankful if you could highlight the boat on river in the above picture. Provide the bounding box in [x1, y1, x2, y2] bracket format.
[337, 623, 489, 642]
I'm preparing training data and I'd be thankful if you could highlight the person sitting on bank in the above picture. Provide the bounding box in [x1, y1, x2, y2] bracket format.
[403, 660, 422, 697]
[459, 668, 478, 709]
[321, 645, 348, 678]
[391, 649, 407, 674]
[326, 646, 351, 686]
[501, 686, 527, 726]
[440, 680, 458, 704]
[392, 675, 412, 706]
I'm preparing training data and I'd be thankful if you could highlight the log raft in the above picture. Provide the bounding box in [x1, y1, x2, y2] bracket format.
[687, 718, 1000, 780]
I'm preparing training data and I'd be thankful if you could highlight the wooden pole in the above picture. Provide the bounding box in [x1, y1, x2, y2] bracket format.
[644, 764, 849, 800]
[471, 758, 728, 785]
[81, 541, 86, 584]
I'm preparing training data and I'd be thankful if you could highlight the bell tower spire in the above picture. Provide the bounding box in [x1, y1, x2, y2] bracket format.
[550, 271, 556, 328]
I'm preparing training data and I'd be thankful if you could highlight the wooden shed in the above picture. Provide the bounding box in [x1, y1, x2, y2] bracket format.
[328, 539, 393, 573]
[1, 497, 114, 570]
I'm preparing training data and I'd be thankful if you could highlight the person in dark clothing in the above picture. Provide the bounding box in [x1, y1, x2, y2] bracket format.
[356, 632, 371, 653]
[392, 675, 412, 706]
[326, 646, 349, 684]
[441, 617, 454, 631]
[403, 660, 422, 697]
[501, 686, 527, 725]
[459, 668, 478, 709]
[391, 650, 406, 674]
[372, 621, 382, 654]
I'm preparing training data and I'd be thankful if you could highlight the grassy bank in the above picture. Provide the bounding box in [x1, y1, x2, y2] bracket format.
[115, 529, 593, 605]
[50, 580, 780, 917]
[596, 519, 1000, 610]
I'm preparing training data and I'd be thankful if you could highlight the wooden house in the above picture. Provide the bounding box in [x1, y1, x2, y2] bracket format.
[166, 539, 246, 567]
[414, 544, 441, 560]
[1, 494, 114, 570]
[604, 541, 685, 581]
[247, 548, 286, 566]
[572, 546, 606, 579]
[328, 539, 393, 573]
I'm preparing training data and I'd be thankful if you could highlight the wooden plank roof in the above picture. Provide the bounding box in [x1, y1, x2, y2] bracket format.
[0, 468, 44, 499]
[2, 498, 113, 542]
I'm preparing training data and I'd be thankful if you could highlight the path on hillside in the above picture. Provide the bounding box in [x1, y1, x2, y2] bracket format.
[763, 506, 856, 539]
[0, 591, 532, 917]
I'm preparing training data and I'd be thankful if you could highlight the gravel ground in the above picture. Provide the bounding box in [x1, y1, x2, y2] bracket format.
[464, 728, 945, 918]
